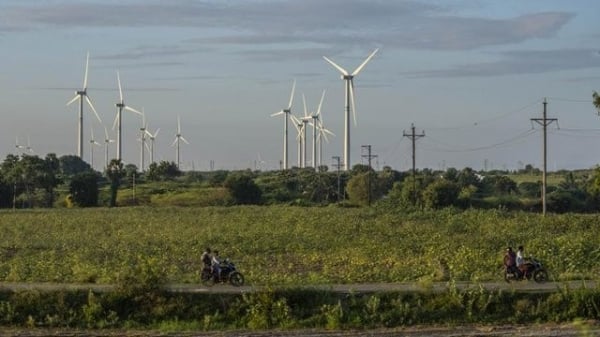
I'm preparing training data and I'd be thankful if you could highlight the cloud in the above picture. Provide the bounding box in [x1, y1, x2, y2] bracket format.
[0, 0, 574, 52]
[402, 49, 600, 78]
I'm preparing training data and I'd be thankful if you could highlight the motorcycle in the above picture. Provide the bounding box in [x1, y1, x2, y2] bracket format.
[504, 257, 548, 283]
[201, 259, 245, 287]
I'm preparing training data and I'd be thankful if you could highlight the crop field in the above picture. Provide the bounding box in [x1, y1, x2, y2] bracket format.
[0, 206, 599, 285]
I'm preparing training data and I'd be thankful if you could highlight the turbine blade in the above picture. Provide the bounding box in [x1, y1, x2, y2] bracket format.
[145, 129, 153, 138]
[323, 56, 349, 76]
[145, 141, 151, 153]
[287, 79, 296, 109]
[350, 79, 357, 126]
[66, 94, 80, 106]
[154, 128, 160, 138]
[90, 127, 95, 140]
[317, 89, 326, 116]
[117, 71, 123, 102]
[177, 115, 181, 133]
[85, 95, 102, 122]
[112, 112, 119, 130]
[302, 93, 308, 117]
[171, 137, 178, 147]
[83, 51, 90, 89]
[124, 105, 143, 115]
[104, 126, 110, 140]
[271, 110, 285, 117]
[352, 48, 379, 76]
[180, 136, 190, 145]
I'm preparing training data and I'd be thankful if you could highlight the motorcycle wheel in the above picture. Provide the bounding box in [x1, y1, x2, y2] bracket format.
[229, 271, 245, 287]
[533, 269, 548, 283]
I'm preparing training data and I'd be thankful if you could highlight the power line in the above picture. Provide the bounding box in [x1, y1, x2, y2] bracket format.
[403, 124, 425, 204]
[422, 129, 536, 153]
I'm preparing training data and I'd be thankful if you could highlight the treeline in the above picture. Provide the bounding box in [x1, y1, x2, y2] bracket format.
[1, 153, 600, 213]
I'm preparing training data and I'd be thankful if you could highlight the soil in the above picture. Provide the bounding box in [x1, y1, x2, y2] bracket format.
[1, 322, 599, 337]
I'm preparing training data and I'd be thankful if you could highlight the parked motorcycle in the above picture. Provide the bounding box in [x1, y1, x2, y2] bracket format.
[504, 257, 548, 283]
[201, 259, 245, 286]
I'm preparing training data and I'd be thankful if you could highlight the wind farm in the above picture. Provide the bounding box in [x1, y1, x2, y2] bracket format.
[1, 1, 599, 174]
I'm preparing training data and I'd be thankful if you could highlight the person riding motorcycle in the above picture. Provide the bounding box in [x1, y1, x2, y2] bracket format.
[211, 250, 222, 282]
[503, 247, 521, 277]
[201, 247, 212, 272]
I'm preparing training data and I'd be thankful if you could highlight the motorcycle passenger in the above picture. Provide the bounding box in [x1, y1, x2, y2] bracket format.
[211, 250, 222, 282]
[516, 245, 526, 278]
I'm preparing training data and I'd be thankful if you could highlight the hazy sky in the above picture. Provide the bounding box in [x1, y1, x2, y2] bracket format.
[1, 0, 599, 172]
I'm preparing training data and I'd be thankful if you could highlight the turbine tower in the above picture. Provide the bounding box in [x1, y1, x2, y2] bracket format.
[172, 115, 189, 169]
[323, 48, 379, 170]
[103, 126, 115, 169]
[270, 80, 296, 170]
[66, 51, 102, 159]
[138, 108, 148, 172]
[112, 71, 142, 161]
[316, 108, 335, 167]
[300, 94, 311, 168]
[89, 127, 101, 169]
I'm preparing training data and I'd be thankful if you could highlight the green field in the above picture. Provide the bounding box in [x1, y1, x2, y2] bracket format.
[1, 206, 599, 285]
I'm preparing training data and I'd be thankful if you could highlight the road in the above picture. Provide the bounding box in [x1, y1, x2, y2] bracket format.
[0, 280, 596, 293]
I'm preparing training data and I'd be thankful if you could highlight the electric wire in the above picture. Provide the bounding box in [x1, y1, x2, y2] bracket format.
[421, 129, 537, 153]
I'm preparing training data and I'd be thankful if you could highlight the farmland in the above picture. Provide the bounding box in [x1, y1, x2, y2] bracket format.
[1, 206, 599, 285]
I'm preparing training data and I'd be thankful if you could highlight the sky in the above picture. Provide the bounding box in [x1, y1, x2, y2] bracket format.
[1, 0, 600, 172]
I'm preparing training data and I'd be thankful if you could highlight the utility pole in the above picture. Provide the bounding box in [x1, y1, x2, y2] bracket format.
[361, 145, 378, 206]
[531, 98, 557, 216]
[332, 156, 342, 202]
[403, 123, 425, 204]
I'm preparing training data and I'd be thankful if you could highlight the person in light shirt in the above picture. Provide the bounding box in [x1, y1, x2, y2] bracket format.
[516, 246, 526, 278]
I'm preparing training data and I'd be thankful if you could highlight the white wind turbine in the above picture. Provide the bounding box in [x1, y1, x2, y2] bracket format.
[308, 90, 327, 169]
[89, 127, 101, 169]
[300, 94, 312, 168]
[66, 52, 102, 159]
[15, 136, 25, 153]
[145, 127, 160, 165]
[172, 115, 189, 169]
[112, 71, 142, 161]
[290, 115, 304, 168]
[270, 79, 296, 170]
[103, 126, 115, 169]
[138, 108, 148, 172]
[323, 48, 379, 171]
[316, 108, 335, 167]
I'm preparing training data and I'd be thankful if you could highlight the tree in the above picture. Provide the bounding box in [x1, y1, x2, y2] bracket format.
[59, 155, 93, 178]
[346, 171, 385, 206]
[223, 172, 262, 205]
[69, 171, 99, 207]
[422, 179, 460, 209]
[146, 161, 181, 181]
[39, 154, 62, 207]
[105, 159, 125, 207]
[594, 91, 600, 113]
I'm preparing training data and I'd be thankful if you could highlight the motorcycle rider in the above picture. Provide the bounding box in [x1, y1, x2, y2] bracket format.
[503, 247, 519, 277]
[201, 247, 212, 273]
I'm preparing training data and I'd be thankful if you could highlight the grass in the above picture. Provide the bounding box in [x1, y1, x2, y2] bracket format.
[0, 206, 599, 285]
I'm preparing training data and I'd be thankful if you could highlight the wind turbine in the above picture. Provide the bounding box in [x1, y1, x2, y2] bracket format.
[66, 51, 102, 159]
[89, 127, 101, 169]
[308, 90, 327, 169]
[172, 115, 189, 169]
[323, 48, 379, 171]
[270, 79, 296, 170]
[290, 115, 305, 168]
[300, 94, 312, 168]
[112, 71, 142, 161]
[15, 136, 25, 153]
[145, 127, 160, 165]
[316, 109, 335, 167]
[138, 108, 148, 172]
[103, 126, 115, 169]
[24, 136, 35, 155]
